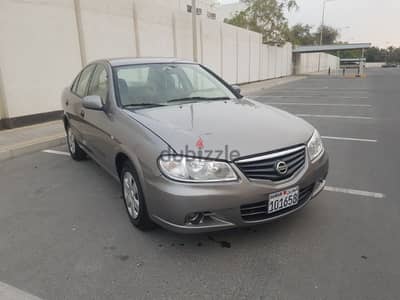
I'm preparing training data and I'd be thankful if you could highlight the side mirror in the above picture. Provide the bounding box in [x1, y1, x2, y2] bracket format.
[83, 95, 103, 110]
[231, 85, 241, 95]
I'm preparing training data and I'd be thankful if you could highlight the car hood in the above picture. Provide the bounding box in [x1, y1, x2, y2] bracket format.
[125, 98, 314, 160]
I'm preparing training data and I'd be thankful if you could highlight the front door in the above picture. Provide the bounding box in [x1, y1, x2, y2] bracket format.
[83, 64, 117, 173]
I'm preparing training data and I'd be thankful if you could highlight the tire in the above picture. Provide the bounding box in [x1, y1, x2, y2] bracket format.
[66, 125, 87, 161]
[120, 160, 155, 230]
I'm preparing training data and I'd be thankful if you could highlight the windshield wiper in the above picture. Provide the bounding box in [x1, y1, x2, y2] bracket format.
[166, 96, 232, 103]
[123, 103, 166, 108]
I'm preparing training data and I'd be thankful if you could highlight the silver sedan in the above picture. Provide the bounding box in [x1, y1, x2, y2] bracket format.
[62, 58, 329, 233]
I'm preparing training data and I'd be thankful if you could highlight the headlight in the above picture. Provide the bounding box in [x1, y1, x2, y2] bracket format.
[158, 156, 238, 182]
[307, 130, 324, 162]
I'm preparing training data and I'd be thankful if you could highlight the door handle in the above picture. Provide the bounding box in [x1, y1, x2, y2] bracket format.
[65, 100, 69, 106]
[80, 110, 85, 118]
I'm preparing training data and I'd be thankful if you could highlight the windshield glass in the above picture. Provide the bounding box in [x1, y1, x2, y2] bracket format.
[114, 63, 236, 107]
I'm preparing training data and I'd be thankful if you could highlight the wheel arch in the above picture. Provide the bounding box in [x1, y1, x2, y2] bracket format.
[62, 114, 69, 131]
[115, 152, 131, 178]
[115, 151, 144, 184]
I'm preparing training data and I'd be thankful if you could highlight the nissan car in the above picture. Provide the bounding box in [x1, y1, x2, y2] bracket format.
[62, 58, 329, 233]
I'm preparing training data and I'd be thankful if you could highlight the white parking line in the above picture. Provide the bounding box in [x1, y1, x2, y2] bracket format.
[265, 102, 372, 107]
[42, 149, 69, 156]
[252, 95, 315, 98]
[343, 96, 369, 99]
[324, 186, 385, 199]
[322, 136, 377, 143]
[296, 114, 374, 120]
[0, 281, 43, 300]
[251, 95, 369, 100]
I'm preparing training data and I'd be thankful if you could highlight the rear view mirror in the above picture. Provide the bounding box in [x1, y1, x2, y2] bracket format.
[231, 85, 241, 95]
[83, 95, 103, 110]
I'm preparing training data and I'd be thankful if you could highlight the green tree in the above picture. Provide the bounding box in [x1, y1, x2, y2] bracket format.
[385, 46, 400, 63]
[314, 25, 339, 45]
[392, 48, 400, 63]
[225, 0, 298, 45]
[287, 23, 315, 45]
[364, 47, 400, 62]
[365, 47, 382, 62]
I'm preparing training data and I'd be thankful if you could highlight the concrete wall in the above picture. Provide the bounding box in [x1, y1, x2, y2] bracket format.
[134, 0, 176, 57]
[294, 53, 340, 74]
[200, 17, 222, 76]
[221, 23, 238, 84]
[0, 0, 82, 119]
[0, 0, 293, 122]
[80, 0, 137, 62]
[174, 11, 194, 61]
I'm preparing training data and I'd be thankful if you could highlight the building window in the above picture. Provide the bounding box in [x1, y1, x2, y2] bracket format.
[207, 12, 216, 20]
[187, 5, 202, 15]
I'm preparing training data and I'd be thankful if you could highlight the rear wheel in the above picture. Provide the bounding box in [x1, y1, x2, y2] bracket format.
[121, 161, 154, 230]
[66, 126, 86, 161]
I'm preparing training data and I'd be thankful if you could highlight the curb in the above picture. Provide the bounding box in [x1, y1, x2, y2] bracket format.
[0, 133, 66, 162]
[241, 76, 307, 95]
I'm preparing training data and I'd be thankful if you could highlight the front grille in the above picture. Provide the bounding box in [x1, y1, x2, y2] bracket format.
[240, 184, 315, 222]
[235, 146, 306, 182]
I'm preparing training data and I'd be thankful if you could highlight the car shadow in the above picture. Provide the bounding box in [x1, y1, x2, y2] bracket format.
[141, 208, 311, 252]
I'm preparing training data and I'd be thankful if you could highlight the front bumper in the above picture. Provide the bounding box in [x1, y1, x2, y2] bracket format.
[145, 152, 329, 233]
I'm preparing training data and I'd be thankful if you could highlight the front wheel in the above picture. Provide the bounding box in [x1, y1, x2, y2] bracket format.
[121, 161, 154, 230]
[66, 126, 86, 161]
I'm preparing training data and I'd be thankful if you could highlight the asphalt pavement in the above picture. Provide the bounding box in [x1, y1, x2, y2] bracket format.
[0, 68, 399, 299]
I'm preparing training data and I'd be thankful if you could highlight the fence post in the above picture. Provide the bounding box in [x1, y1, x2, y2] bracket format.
[220, 23, 224, 77]
[132, 0, 141, 57]
[258, 36, 262, 81]
[73, 0, 87, 67]
[248, 32, 251, 82]
[172, 12, 177, 58]
[0, 67, 10, 122]
[191, 0, 198, 62]
[235, 30, 239, 83]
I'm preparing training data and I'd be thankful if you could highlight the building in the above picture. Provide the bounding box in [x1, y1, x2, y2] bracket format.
[172, 0, 218, 19]
[215, 1, 247, 21]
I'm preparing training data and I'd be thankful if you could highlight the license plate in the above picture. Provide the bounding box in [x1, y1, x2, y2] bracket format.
[268, 187, 299, 214]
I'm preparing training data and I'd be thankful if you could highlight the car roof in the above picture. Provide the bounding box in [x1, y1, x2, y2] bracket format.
[94, 57, 196, 67]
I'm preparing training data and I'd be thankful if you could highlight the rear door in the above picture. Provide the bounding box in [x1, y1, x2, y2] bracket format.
[68, 64, 96, 148]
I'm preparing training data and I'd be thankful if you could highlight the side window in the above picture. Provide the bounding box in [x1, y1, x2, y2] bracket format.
[71, 73, 81, 93]
[76, 65, 96, 97]
[88, 65, 109, 104]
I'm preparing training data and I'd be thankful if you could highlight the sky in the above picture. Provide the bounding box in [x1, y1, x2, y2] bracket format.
[219, 0, 400, 48]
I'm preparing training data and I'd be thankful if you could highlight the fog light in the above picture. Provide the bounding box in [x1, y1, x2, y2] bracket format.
[185, 213, 204, 225]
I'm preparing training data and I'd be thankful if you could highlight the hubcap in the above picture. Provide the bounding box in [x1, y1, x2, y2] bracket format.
[123, 172, 140, 219]
[67, 128, 76, 154]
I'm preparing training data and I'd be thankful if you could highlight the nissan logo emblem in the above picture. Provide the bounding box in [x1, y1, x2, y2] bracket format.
[275, 161, 288, 175]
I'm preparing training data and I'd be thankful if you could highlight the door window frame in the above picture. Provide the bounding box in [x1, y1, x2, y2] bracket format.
[72, 64, 97, 98]
[88, 63, 110, 105]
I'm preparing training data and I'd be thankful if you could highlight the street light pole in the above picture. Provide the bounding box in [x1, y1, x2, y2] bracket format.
[192, 0, 198, 62]
[318, 0, 334, 72]
[319, 0, 327, 46]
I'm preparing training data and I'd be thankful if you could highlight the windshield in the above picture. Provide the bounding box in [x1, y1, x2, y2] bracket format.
[114, 63, 237, 107]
